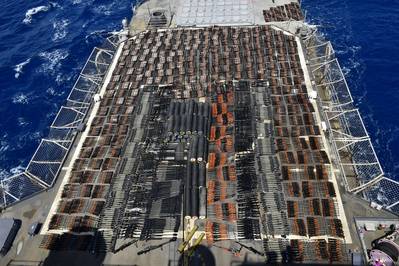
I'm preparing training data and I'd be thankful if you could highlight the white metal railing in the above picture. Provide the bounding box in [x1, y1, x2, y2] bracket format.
[303, 27, 399, 214]
[0, 35, 121, 208]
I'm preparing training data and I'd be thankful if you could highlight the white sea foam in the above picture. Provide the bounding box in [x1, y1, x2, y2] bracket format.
[0, 169, 9, 181]
[93, 3, 115, 16]
[9, 165, 25, 175]
[55, 73, 72, 85]
[52, 19, 70, 41]
[23, 5, 49, 24]
[14, 58, 31, 79]
[12, 93, 29, 105]
[46, 87, 56, 95]
[38, 49, 69, 74]
[0, 138, 9, 153]
[49, 2, 61, 8]
[17, 117, 29, 127]
[46, 87, 66, 97]
[341, 66, 350, 76]
[350, 45, 361, 53]
[342, 60, 362, 77]
[46, 109, 58, 122]
[0, 166, 25, 181]
[30, 131, 41, 141]
[85, 29, 107, 44]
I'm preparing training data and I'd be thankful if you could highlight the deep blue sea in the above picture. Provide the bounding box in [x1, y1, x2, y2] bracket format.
[0, 0, 133, 180]
[0, 0, 398, 181]
[301, 0, 399, 180]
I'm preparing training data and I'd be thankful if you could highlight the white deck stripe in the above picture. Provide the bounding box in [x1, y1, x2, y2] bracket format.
[41, 39, 126, 235]
[296, 36, 353, 244]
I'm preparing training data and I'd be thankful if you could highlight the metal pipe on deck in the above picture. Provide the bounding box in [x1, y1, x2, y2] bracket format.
[174, 101, 180, 116]
[191, 188, 199, 218]
[187, 114, 193, 135]
[192, 115, 198, 134]
[193, 101, 198, 115]
[186, 162, 192, 189]
[180, 115, 186, 135]
[197, 136, 205, 162]
[204, 137, 209, 162]
[180, 101, 187, 116]
[168, 101, 175, 117]
[199, 163, 206, 188]
[198, 103, 204, 117]
[192, 163, 198, 189]
[173, 115, 180, 135]
[184, 163, 192, 219]
[199, 186, 207, 219]
[190, 136, 198, 162]
[184, 188, 191, 219]
[202, 103, 210, 117]
[166, 118, 174, 135]
[204, 117, 210, 137]
[188, 99, 194, 115]
[198, 116, 204, 135]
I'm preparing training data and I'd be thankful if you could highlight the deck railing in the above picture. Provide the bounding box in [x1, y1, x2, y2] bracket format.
[303, 28, 399, 214]
[0, 34, 121, 208]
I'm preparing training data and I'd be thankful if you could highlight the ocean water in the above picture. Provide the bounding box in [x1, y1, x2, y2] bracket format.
[0, 0, 398, 181]
[0, 0, 133, 180]
[301, 0, 399, 180]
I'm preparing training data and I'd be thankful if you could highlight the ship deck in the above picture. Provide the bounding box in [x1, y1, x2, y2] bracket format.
[1, 0, 398, 266]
